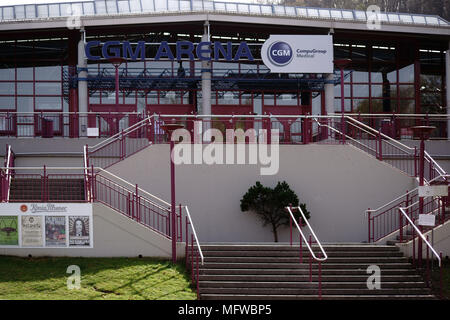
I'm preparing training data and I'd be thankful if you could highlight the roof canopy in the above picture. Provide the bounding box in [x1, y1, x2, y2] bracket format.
[0, 0, 448, 28]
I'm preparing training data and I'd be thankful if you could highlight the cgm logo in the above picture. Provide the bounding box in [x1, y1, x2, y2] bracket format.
[268, 41, 293, 66]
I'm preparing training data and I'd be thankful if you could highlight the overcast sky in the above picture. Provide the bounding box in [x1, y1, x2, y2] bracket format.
[0, 0, 259, 6]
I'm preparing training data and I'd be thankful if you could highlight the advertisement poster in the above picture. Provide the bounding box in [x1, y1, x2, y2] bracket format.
[21, 215, 43, 247]
[69, 216, 90, 246]
[45, 216, 66, 247]
[0, 216, 19, 245]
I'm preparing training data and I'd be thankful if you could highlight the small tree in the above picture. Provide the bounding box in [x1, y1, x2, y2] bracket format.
[240, 181, 310, 242]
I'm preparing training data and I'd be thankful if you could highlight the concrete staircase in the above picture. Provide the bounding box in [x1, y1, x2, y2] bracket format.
[190, 243, 435, 300]
[9, 178, 85, 202]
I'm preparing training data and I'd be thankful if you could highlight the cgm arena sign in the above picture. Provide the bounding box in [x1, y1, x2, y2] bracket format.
[85, 40, 254, 61]
[261, 35, 333, 73]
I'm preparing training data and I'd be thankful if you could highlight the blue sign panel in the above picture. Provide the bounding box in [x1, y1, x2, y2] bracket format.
[85, 41, 254, 61]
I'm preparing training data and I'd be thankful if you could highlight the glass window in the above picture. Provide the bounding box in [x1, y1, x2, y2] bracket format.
[388, 14, 399, 23]
[238, 4, 249, 14]
[35, 83, 61, 95]
[15, 6, 25, 19]
[37, 5, 48, 17]
[352, 71, 369, 83]
[319, 9, 331, 18]
[168, 0, 179, 11]
[354, 11, 366, 20]
[399, 85, 415, 98]
[203, 1, 214, 10]
[330, 10, 342, 19]
[36, 66, 61, 81]
[0, 83, 14, 95]
[263, 93, 274, 106]
[106, 0, 118, 13]
[72, 3, 83, 15]
[273, 6, 285, 15]
[412, 15, 426, 24]
[17, 67, 33, 80]
[0, 68, 14, 80]
[0, 96, 15, 109]
[226, 3, 238, 12]
[3, 7, 14, 19]
[399, 64, 414, 83]
[425, 16, 439, 25]
[118, 1, 130, 13]
[95, 0, 107, 14]
[353, 85, 369, 98]
[49, 4, 60, 17]
[277, 94, 298, 106]
[155, 0, 168, 11]
[307, 8, 319, 17]
[35, 96, 61, 110]
[285, 7, 296, 16]
[342, 11, 353, 19]
[261, 5, 272, 14]
[399, 14, 413, 23]
[296, 8, 307, 16]
[83, 2, 95, 15]
[17, 82, 33, 95]
[192, 1, 203, 10]
[17, 97, 32, 113]
[25, 5, 36, 18]
[214, 3, 225, 11]
[180, 1, 191, 11]
[60, 4, 71, 16]
[249, 5, 260, 14]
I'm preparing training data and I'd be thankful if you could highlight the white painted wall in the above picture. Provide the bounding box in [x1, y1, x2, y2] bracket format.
[108, 144, 417, 243]
[0, 203, 185, 258]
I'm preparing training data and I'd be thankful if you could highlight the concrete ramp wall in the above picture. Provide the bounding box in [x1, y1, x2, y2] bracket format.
[108, 144, 417, 243]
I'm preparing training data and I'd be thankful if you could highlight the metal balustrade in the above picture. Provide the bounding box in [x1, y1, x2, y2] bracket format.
[0, 0, 448, 27]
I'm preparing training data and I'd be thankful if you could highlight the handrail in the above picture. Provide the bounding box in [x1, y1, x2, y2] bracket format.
[98, 168, 171, 208]
[345, 116, 415, 152]
[398, 206, 441, 267]
[88, 115, 153, 152]
[366, 174, 449, 214]
[286, 206, 327, 261]
[424, 150, 446, 177]
[5, 145, 13, 202]
[184, 205, 204, 265]
[1, 166, 171, 210]
[83, 145, 91, 202]
[313, 117, 377, 153]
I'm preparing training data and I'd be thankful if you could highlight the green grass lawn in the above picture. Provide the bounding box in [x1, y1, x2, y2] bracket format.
[0, 256, 196, 300]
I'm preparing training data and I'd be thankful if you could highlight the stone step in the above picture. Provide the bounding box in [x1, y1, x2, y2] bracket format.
[199, 281, 428, 289]
[200, 294, 435, 300]
[198, 287, 431, 296]
[198, 274, 423, 282]
[193, 262, 413, 270]
[199, 268, 418, 276]
[198, 250, 404, 258]
[199, 244, 399, 252]
[202, 256, 408, 264]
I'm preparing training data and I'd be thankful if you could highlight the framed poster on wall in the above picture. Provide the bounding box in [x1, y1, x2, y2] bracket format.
[0, 203, 93, 248]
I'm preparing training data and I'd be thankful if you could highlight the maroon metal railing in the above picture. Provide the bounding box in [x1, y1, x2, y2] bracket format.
[287, 206, 326, 300]
[0, 112, 144, 138]
[86, 117, 152, 169]
[1, 144, 14, 202]
[367, 174, 449, 243]
[92, 173, 171, 238]
[183, 205, 203, 300]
